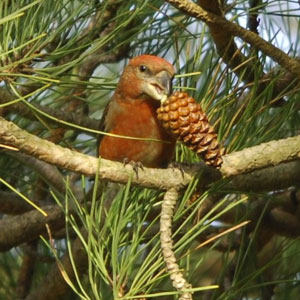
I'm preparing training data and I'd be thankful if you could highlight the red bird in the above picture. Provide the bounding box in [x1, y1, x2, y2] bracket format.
[98, 55, 176, 168]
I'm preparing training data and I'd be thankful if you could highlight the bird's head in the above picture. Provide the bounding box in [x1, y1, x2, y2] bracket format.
[116, 54, 175, 103]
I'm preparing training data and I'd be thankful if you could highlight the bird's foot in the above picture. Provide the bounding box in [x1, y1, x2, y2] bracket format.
[168, 162, 190, 178]
[123, 158, 144, 180]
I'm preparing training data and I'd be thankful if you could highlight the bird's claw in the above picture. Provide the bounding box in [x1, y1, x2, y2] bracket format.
[123, 158, 144, 180]
[168, 162, 187, 178]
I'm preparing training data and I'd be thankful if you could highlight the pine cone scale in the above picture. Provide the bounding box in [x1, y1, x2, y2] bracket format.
[157, 91, 225, 168]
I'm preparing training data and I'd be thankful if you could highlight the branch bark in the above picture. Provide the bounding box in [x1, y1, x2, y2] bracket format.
[165, 0, 300, 79]
[197, 0, 260, 83]
[0, 191, 33, 215]
[221, 135, 300, 176]
[160, 188, 193, 300]
[0, 205, 65, 252]
[0, 117, 300, 192]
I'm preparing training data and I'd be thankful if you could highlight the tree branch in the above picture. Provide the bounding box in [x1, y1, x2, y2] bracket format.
[0, 205, 65, 252]
[161, 187, 193, 299]
[0, 117, 191, 189]
[229, 160, 300, 192]
[165, 0, 300, 78]
[197, 0, 260, 83]
[0, 191, 33, 215]
[221, 135, 300, 176]
[0, 117, 299, 193]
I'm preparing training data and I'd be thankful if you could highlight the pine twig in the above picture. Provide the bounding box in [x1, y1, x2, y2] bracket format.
[248, 0, 261, 34]
[160, 187, 192, 300]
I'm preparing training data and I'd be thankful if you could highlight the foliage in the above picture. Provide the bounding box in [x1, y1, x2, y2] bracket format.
[0, 0, 300, 299]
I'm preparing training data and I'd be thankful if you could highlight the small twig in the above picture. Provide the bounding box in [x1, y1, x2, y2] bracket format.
[248, 0, 261, 34]
[160, 187, 193, 300]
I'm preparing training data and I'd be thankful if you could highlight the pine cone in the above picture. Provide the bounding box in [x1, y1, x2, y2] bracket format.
[157, 91, 225, 168]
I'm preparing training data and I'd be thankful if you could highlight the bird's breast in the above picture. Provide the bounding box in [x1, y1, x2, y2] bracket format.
[105, 99, 165, 138]
[99, 98, 175, 168]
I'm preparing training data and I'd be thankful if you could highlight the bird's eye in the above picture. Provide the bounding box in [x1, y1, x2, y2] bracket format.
[139, 65, 148, 72]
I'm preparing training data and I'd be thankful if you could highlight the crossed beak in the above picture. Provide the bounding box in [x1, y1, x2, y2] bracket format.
[157, 71, 173, 96]
[149, 70, 173, 102]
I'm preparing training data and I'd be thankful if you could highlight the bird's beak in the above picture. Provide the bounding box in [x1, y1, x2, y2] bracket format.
[157, 71, 173, 97]
[143, 70, 173, 103]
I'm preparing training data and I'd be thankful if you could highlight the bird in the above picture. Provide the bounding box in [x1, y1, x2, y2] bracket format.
[98, 54, 176, 168]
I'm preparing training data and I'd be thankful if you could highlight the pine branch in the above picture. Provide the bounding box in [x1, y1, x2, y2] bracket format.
[0, 205, 65, 252]
[168, 0, 299, 109]
[0, 117, 299, 192]
[222, 135, 300, 176]
[230, 160, 300, 192]
[160, 187, 193, 299]
[197, 0, 261, 83]
[0, 191, 33, 215]
[165, 0, 300, 79]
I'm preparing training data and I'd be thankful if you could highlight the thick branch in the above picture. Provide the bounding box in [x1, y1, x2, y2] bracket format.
[222, 136, 300, 176]
[0, 191, 33, 215]
[0, 117, 191, 189]
[0, 205, 65, 252]
[229, 160, 300, 192]
[0, 117, 300, 192]
[165, 0, 300, 78]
